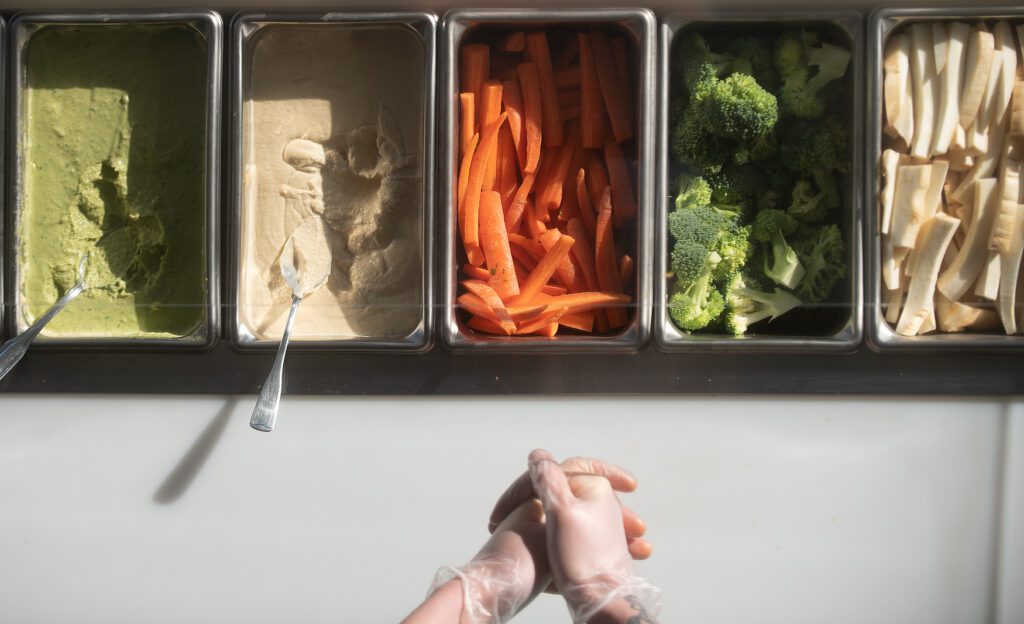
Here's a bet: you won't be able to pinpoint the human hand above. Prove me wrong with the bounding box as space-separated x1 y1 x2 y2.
528 449 661 623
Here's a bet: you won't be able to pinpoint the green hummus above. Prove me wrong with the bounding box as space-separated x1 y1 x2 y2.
20 25 208 338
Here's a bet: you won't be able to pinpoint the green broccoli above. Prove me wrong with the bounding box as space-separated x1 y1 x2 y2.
668 205 728 248
674 174 713 211
750 209 805 289
712 225 752 283
675 32 734 95
733 130 778 165
727 36 779 92
707 163 768 204
787 179 827 223
668 251 725 331
722 272 802 335
791 224 846 304
774 30 852 119
699 73 779 141
779 116 848 209
670 107 729 174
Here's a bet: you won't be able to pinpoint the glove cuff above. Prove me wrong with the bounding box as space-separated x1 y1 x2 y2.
429 555 526 624
563 572 662 624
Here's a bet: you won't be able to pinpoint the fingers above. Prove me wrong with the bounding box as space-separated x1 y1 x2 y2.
561 457 637 494
627 537 654 560
528 448 574 511
488 470 534 533
621 505 647 539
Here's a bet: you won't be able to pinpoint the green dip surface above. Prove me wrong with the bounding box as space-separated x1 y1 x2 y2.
20 24 209 339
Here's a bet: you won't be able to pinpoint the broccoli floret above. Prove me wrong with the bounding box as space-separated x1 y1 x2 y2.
712 225 752 283
699 73 779 142
787 179 827 223
674 174 713 211
733 130 778 165
675 32 734 95
668 251 725 331
707 163 767 204
670 107 729 174
780 117 848 209
722 272 802 335
774 30 852 119
750 209 805 289
791 224 846 304
671 240 710 285
727 36 779 92
668 206 728 248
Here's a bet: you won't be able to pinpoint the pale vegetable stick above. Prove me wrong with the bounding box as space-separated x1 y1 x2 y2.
885 285 905 325
941 236 960 270
880 149 902 235
951 124 967 151
966 30 1003 155
910 23 939 159
991 199 1019 253
936 293 1001 332
959 25 995 130
932 22 970 155
938 177 999 300
952 110 1007 203
992 21 1016 124
884 34 915 145
1012 80 1024 138
933 22 949 74
882 233 906 291
897 213 960 336
974 252 1001 299
924 159 950 218
891 164 933 248
1001 158 1021 201
997 202 1024 333
948 150 974 171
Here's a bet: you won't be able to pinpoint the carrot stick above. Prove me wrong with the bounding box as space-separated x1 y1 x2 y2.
517 306 568 335
458 293 499 322
554 36 579 68
458 133 480 209
508 232 546 261
460 93 476 156
588 30 633 144
512 258 530 285
539 229 577 289
559 310 595 333
558 134 587 222
535 123 580 216
524 199 547 239
619 254 634 288
467 315 507 335
462 112 508 266
510 245 539 272
497 125 519 204
510 234 575 305
535 189 552 224
460 44 490 129
574 168 597 241
505 172 535 232
508 303 549 323
463 280 516 335
542 284 568 296
594 187 627 328
531 291 631 315
516 62 544 174
566 217 600 291
578 34 606 149
586 153 611 209
479 191 520 299
525 31 564 147
501 79 527 171
463 264 491 281
500 31 525 53
564 105 582 121
557 88 581 109
554 65 581 90
602 136 637 227
479 81 504 192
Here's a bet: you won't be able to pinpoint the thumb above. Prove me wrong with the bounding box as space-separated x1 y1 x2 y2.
528 449 574 512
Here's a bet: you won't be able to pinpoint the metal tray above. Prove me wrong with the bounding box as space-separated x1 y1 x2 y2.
0 16 5 343
228 12 436 352
655 12 864 353
439 8 656 353
4 10 222 349
867 7 1024 352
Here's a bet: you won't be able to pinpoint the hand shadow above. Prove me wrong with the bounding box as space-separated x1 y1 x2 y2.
152 397 237 505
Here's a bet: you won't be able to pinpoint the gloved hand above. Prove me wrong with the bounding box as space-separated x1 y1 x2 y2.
489 455 652 561
528 449 661 623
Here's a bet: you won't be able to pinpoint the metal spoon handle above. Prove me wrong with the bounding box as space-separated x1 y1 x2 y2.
0 284 85 382
250 295 302 432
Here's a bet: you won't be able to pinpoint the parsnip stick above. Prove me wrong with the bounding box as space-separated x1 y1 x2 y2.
891 164 933 248
884 34 915 145
910 23 939 159
938 178 999 300
897 213 960 336
959 24 995 130
933 22 970 155
880 149 901 235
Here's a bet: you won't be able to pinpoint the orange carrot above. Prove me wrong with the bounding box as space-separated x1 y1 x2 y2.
463 280 516 335
508 233 545 262
512 258 530 285
462 112 508 266
602 136 637 227
463 264 491 281
554 65 581 90
619 254 634 288
458 133 480 209
564 105 582 121
611 37 632 118
594 187 627 328
525 32 563 147
508 304 549 323
532 148 559 223
578 34 606 149
501 79 527 171
542 284 568 296
566 218 599 291
510 234 575 304
559 310 595 333
479 81 504 192
588 30 633 144
467 315 507 335
500 31 525 53
460 93 476 155
534 189 552 224
504 172 535 231
574 168 597 241
517 307 568 335
558 140 587 222
497 125 519 204
524 199 547 239
554 36 579 68
535 123 580 216
539 227 577 289
461 44 490 128
531 291 631 315
586 153 611 209
516 62 543 174
479 191 519 299
510 245 539 273
557 88 581 109
458 293 499 322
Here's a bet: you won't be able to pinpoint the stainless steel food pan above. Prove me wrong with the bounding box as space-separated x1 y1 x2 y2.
229 12 436 352
867 7 1024 351
655 12 864 353
440 8 655 353
5 10 222 349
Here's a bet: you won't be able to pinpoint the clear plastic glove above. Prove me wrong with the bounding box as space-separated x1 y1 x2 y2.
428 500 549 624
528 449 662 623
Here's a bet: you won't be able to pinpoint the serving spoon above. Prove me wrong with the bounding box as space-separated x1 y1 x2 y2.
0 254 89 382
